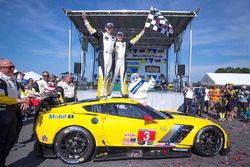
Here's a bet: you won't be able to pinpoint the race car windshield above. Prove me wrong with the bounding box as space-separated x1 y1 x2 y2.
143 105 173 119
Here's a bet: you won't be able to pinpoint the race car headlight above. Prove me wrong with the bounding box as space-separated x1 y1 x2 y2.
170 125 193 143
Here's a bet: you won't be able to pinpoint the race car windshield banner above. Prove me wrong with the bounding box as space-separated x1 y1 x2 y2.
145 6 173 36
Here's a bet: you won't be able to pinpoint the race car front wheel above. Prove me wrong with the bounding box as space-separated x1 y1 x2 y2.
193 126 224 157
54 126 95 164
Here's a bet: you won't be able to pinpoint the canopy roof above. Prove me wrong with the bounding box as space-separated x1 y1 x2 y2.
24 71 42 81
200 73 250 86
64 9 198 49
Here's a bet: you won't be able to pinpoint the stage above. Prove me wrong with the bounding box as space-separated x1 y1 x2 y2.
77 89 184 110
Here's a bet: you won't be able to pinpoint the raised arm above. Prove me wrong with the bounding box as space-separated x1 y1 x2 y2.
82 12 97 35
129 28 145 45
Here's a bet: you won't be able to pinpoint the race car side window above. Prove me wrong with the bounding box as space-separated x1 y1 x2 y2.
114 104 147 119
106 103 167 120
83 104 107 114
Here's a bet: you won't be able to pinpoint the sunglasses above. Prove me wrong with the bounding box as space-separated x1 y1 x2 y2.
1 65 15 70
43 74 49 77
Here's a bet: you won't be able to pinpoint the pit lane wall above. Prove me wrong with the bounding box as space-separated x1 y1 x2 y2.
77 90 183 110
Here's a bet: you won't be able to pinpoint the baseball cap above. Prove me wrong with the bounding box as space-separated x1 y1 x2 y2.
13 68 25 75
116 31 124 37
105 22 114 28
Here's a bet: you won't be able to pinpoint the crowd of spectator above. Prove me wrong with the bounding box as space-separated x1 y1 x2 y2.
0 58 79 166
183 83 250 122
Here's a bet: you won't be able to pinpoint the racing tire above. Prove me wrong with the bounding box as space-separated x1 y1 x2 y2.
54 126 95 164
193 126 224 157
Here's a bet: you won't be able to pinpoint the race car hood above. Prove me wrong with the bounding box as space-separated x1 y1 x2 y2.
161 109 221 129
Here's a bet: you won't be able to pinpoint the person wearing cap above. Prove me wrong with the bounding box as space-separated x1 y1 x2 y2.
0 58 29 167
12 69 29 149
82 12 116 98
108 29 145 97
128 73 155 105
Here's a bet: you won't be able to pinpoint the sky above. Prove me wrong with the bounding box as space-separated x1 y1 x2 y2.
0 0 249 82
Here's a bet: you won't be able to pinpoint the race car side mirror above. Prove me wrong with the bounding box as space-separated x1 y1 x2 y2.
144 114 157 124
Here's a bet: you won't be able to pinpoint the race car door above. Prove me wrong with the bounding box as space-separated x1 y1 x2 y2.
102 103 163 147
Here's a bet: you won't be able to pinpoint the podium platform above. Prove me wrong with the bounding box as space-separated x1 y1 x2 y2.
77 89 183 110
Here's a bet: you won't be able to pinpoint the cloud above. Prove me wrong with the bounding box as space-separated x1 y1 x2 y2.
190 1 250 59
0 0 69 57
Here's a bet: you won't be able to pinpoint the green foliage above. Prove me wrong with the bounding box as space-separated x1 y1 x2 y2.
215 67 250 73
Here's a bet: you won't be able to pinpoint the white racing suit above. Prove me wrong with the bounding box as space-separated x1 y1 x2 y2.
84 20 116 98
128 74 156 105
109 33 143 97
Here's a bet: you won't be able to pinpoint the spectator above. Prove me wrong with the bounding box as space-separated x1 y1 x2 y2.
25 78 39 97
158 73 168 91
224 83 236 121
59 75 77 102
194 84 205 117
13 69 29 149
208 84 220 117
36 71 49 94
57 76 65 87
218 88 227 121
183 84 194 115
242 103 250 121
237 85 249 119
0 58 29 167
203 85 210 113
15 69 27 87
48 74 57 87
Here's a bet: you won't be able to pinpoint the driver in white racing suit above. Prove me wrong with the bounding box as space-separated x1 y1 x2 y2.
108 29 145 97
128 73 156 105
82 12 116 98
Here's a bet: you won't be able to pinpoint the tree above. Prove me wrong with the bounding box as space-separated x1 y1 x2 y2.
215 67 250 73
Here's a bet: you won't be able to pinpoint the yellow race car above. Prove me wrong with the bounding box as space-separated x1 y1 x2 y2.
34 98 230 164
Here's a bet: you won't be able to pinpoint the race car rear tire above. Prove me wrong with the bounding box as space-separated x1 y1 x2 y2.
193 126 224 157
54 126 95 164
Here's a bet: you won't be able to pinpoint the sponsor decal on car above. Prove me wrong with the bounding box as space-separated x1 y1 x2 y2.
155 142 176 147
122 133 136 145
160 126 168 131
137 129 156 146
172 148 189 152
42 135 48 142
48 114 74 119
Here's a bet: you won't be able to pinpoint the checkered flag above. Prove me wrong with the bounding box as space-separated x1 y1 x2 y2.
145 6 173 36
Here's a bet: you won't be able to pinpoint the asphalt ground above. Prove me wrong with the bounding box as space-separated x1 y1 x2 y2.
6 115 250 167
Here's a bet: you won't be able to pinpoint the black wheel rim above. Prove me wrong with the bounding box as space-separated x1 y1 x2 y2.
60 132 89 160
199 129 223 154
